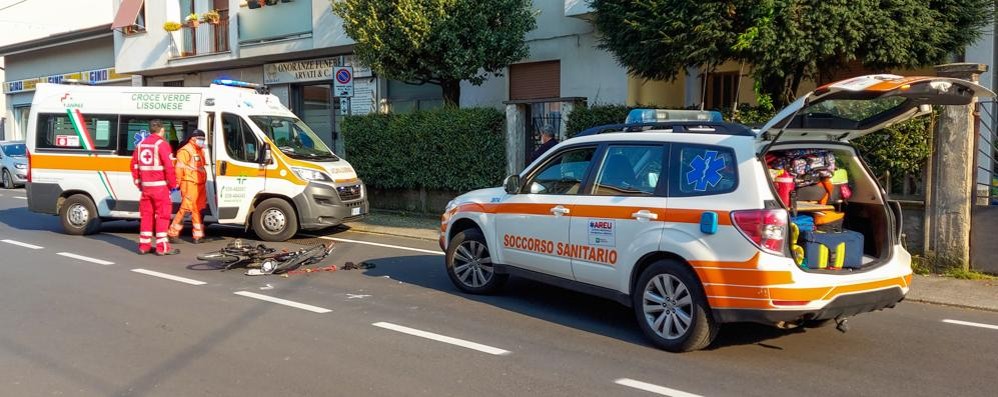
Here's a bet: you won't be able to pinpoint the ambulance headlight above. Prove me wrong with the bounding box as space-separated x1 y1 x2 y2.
292 167 332 182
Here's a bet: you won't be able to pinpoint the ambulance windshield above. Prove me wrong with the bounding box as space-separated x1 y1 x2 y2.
250 116 339 161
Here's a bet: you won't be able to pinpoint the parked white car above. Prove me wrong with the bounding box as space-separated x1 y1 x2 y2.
0 141 28 189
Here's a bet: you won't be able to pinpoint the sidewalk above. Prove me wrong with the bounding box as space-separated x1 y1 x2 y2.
344 212 998 312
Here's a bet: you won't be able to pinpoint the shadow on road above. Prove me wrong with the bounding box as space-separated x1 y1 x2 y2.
360 253 805 351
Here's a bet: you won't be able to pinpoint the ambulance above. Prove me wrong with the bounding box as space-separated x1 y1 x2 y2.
24 81 368 242
440 75 993 352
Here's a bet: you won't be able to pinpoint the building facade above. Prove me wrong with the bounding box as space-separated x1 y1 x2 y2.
0 24 133 142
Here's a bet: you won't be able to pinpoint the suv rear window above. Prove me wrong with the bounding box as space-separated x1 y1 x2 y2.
670 144 737 196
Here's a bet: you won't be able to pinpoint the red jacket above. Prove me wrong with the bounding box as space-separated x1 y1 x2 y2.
130 134 177 190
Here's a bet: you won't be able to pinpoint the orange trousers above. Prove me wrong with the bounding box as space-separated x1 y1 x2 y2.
169 180 207 240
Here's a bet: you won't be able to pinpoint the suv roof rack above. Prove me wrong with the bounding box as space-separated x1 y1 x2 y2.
574 121 754 137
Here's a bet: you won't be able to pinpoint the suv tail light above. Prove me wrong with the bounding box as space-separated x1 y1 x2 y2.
731 209 788 255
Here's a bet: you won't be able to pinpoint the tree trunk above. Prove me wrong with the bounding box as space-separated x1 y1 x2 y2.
441 79 461 107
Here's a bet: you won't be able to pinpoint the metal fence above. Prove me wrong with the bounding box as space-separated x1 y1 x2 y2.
525 101 563 160
975 100 998 206
175 17 231 58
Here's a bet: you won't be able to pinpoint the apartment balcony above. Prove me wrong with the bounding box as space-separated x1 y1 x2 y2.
171 18 231 58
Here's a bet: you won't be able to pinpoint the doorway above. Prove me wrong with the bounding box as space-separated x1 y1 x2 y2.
290 83 343 155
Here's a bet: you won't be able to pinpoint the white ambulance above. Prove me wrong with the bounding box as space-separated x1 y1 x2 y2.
440 75 992 352
25 80 368 242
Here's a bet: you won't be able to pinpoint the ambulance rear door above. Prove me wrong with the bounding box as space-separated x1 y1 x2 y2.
214 112 268 225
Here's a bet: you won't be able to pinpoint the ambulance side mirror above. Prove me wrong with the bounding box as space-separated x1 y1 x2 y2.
258 145 273 165
504 175 521 194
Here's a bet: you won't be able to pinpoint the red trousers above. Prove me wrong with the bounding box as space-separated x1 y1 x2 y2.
139 186 173 254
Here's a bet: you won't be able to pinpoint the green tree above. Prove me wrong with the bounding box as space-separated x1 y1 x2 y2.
591 0 764 82
331 0 536 106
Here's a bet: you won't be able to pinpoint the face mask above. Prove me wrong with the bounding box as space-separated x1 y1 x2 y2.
195 139 205 148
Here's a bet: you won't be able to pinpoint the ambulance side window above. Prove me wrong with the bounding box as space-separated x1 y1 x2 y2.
222 113 259 163
117 117 196 156
35 113 118 151
592 145 665 196
522 146 597 195
670 144 738 196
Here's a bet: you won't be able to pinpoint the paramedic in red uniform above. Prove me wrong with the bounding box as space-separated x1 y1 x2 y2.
168 129 208 244
130 120 180 256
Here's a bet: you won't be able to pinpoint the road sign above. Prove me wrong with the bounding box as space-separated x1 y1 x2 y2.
334 66 354 97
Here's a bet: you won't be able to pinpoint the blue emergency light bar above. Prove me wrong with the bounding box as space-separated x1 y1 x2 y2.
625 109 724 124
212 79 270 93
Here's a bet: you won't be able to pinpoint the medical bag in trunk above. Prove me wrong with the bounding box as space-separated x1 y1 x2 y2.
801 229 864 269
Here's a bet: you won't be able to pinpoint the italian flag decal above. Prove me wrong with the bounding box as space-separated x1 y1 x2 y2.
66 108 97 151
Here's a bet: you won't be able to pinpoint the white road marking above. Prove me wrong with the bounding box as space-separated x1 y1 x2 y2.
131 269 207 285
14 196 27 199
372 322 510 355
2 239 43 249
233 291 332 313
312 235 444 256
57 252 114 266
943 319 998 331
346 294 371 299
614 378 703 397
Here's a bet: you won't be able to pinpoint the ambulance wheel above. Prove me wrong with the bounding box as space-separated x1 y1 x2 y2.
253 198 298 242
445 229 507 294
60 194 101 236
633 260 717 352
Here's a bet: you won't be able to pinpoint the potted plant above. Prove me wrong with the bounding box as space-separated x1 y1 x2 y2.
163 21 182 32
185 13 200 27
201 9 221 24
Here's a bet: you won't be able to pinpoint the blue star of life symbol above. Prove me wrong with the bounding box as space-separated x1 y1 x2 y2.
685 150 725 191
133 129 149 147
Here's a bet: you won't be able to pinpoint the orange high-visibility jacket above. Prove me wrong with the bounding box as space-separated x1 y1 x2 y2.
175 142 207 185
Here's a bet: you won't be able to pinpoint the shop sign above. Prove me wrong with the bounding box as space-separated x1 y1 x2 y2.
83 67 131 84
4 78 39 94
263 58 338 84
3 67 130 94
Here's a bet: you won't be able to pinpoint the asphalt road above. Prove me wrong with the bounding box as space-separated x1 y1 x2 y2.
1 188 997 397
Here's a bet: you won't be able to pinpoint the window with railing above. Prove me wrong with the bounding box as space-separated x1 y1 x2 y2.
173 9 230 57
122 4 146 36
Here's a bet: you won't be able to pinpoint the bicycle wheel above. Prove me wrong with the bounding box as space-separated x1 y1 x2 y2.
196 252 241 265
272 245 328 274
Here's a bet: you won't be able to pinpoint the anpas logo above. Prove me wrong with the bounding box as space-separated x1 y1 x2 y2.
60 93 84 109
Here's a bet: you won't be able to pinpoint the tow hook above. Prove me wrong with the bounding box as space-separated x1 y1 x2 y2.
835 317 850 333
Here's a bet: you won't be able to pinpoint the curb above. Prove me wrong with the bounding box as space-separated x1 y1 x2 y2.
905 298 998 313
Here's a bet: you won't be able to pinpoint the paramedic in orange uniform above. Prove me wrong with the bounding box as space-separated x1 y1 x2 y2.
131 120 180 255
168 129 208 244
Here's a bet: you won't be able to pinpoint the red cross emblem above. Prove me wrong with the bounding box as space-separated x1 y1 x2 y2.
139 148 154 165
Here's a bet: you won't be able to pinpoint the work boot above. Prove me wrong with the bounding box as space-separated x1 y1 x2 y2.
138 249 151 255
156 248 181 256
192 239 203 245
169 236 181 244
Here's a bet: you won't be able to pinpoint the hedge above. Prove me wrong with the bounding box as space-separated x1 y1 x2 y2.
564 103 932 181
342 107 507 192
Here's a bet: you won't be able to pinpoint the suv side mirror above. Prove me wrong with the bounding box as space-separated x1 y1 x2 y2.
504 175 521 194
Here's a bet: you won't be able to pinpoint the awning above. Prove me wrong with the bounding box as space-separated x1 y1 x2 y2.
111 0 145 29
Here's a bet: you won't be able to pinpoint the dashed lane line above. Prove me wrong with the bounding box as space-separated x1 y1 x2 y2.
57 252 114 266
233 291 332 314
614 378 703 397
372 321 510 356
2 239 43 249
943 319 998 331
131 269 207 286
314 236 444 256
14 196 27 199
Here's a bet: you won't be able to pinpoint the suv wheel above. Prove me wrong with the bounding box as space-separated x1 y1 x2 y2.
252 198 298 242
633 259 718 352
60 194 102 235
445 229 508 294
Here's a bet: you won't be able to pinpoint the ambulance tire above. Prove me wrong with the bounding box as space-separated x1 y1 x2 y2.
60 194 102 236
445 229 508 294
252 198 298 242
633 260 718 352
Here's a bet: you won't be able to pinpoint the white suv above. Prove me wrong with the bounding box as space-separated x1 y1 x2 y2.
440 75 991 352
